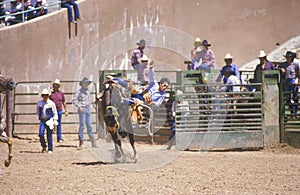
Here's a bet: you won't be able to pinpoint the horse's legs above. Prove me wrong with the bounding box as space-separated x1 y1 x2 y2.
110 131 124 158
5 137 12 167
129 133 137 161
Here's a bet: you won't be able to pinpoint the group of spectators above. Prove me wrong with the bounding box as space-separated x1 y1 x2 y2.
37 78 97 153
0 0 80 26
190 37 299 117
0 0 48 25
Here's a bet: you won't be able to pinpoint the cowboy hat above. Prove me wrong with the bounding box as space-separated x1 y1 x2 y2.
80 77 92 86
202 40 211 47
141 55 149 62
41 88 50 96
136 39 146 47
258 50 267 58
194 37 201 43
52 79 61 86
284 51 295 58
224 53 234 59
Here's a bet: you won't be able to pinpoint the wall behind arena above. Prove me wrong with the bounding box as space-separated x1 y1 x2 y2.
1 0 300 83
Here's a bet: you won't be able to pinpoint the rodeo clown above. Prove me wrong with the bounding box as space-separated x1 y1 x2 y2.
36 88 58 154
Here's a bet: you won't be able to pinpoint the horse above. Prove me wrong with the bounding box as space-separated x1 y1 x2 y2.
98 81 137 163
0 74 15 167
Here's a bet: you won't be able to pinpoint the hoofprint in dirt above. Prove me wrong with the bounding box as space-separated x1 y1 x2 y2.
0 134 300 194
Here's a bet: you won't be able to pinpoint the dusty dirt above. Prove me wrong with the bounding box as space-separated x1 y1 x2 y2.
0 132 300 194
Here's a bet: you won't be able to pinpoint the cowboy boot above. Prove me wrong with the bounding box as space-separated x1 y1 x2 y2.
91 137 98 148
78 140 84 148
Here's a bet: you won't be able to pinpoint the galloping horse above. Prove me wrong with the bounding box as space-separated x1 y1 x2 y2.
0 74 15 167
99 81 137 163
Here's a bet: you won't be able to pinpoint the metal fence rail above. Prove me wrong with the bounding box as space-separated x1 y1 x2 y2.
12 80 98 134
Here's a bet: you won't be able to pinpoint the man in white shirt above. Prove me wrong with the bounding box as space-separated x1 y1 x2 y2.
221 70 241 92
36 88 58 153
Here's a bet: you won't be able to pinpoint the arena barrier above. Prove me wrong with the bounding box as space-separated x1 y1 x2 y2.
279 73 300 148
12 80 98 135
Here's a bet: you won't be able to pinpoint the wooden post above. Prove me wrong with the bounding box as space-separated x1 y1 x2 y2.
262 70 280 147
6 90 13 138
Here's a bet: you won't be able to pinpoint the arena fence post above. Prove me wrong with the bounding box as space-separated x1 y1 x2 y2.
261 70 280 147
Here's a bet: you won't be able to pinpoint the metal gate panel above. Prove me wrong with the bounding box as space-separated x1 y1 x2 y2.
13 80 98 134
175 83 263 150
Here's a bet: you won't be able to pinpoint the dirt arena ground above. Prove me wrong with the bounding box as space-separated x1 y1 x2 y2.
0 133 300 195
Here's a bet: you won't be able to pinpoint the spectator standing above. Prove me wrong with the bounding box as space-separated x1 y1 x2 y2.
131 39 146 82
252 50 275 83
193 39 216 71
50 79 68 143
72 77 97 148
36 89 58 154
61 0 81 23
216 53 240 84
278 51 299 117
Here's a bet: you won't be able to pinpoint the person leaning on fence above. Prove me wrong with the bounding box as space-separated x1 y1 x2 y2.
249 50 275 91
49 79 68 143
216 53 240 84
72 77 97 148
221 69 241 92
131 39 147 82
36 88 58 154
278 51 299 117
61 0 81 23
192 39 216 71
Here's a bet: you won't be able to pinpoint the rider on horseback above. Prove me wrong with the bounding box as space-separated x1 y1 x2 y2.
106 64 170 107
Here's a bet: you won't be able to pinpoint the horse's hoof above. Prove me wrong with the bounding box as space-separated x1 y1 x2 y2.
4 160 10 167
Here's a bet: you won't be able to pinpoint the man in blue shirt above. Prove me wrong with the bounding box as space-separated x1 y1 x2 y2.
279 51 299 116
107 65 170 107
216 53 240 83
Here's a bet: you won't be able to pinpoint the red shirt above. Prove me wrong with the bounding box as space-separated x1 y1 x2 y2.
50 90 65 111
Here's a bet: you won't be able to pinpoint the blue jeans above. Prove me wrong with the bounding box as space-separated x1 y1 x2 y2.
196 63 211 72
132 64 145 81
61 2 80 22
57 110 63 141
78 107 94 141
39 121 53 151
284 78 299 115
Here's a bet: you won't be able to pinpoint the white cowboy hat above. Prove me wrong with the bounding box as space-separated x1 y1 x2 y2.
258 50 267 58
41 88 50 96
141 55 149 61
53 79 60 86
224 53 234 59
194 37 201 43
